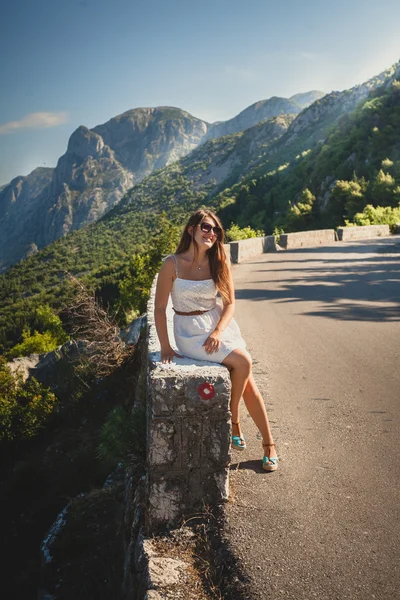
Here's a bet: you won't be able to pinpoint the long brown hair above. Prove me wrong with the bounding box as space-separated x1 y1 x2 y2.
175 209 231 303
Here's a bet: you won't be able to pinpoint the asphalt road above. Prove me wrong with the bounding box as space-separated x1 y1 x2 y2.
226 236 400 600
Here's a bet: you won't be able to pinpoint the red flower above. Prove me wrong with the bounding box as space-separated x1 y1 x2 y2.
198 382 215 400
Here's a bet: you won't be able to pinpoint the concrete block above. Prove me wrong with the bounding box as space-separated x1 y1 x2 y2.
181 417 202 469
280 229 336 249
264 235 279 251
147 474 186 529
185 374 231 415
200 417 231 468
230 235 280 263
148 375 186 417
337 224 390 241
223 242 232 262
148 419 181 470
149 370 230 417
186 467 230 504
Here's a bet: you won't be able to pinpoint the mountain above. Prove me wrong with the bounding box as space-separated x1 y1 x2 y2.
224 60 400 187
0 107 211 272
0 95 322 272
206 92 324 140
289 91 325 108
217 61 400 231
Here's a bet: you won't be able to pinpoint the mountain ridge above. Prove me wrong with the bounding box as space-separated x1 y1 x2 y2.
0 93 322 271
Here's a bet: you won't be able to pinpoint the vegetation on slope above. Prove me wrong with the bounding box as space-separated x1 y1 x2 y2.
0 117 290 352
218 80 400 233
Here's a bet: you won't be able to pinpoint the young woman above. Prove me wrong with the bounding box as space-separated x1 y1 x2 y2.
154 209 278 472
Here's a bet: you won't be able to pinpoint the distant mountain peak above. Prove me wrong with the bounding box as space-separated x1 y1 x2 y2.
206 91 325 140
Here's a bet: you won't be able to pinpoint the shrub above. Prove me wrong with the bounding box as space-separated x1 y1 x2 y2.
97 405 146 467
272 226 285 244
283 188 317 231
225 223 265 242
0 359 57 443
117 213 181 319
371 169 396 206
8 305 69 359
8 329 61 359
345 204 400 232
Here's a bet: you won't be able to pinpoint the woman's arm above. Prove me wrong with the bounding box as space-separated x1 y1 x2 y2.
203 266 236 354
154 257 183 363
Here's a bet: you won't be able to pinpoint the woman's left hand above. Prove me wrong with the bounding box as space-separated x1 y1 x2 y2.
202 329 222 354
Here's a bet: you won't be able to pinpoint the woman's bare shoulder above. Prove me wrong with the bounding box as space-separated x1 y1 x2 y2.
160 255 176 276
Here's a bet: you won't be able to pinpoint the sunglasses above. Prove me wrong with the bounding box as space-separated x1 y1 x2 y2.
199 222 222 236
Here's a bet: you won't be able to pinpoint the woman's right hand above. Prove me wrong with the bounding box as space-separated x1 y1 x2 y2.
160 344 183 364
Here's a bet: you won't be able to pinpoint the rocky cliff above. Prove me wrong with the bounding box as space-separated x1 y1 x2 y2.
0 168 54 266
93 106 208 179
0 108 209 271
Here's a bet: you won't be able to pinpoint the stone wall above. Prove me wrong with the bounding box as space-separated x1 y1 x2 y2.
145 283 232 532
337 224 390 241
223 224 395 264
229 235 278 263
279 229 336 249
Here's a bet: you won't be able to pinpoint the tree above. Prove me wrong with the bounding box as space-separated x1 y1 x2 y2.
8 305 69 358
283 188 316 231
371 169 396 206
328 179 367 222
118 213 181 319
0 358 57 443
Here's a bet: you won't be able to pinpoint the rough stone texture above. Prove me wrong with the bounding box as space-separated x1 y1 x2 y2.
223 242 231 262
146 282 231 531
337 224 390 241
280 229 336 249
230 235 279 263
121 315 147 346
134 527 213 599
147 556 188 587
7 354 41 382
7 340 88 393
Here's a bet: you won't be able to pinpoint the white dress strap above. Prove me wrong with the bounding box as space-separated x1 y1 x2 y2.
170 254 178 277
163 253 178 277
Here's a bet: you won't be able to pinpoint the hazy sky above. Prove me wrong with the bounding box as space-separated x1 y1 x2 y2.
1 0 400 185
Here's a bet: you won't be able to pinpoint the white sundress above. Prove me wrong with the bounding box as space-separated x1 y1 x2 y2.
168 254 246 364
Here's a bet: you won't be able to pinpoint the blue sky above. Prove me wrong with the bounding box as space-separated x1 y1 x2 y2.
1 0 400 186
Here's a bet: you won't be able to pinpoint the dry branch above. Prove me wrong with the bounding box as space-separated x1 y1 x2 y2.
64 275 133 378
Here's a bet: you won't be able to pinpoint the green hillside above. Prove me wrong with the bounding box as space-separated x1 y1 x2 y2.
219 80 400 232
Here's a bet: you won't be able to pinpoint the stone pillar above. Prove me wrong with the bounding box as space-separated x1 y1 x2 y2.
145 282 231 532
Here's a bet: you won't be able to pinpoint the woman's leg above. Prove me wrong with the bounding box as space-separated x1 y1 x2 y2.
242 373 277 459
222 350 277 460
222 349 252 441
